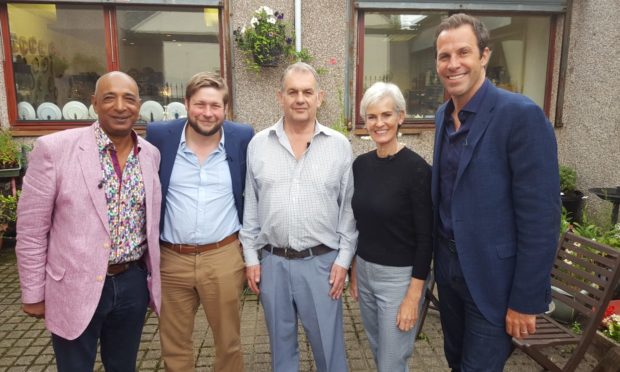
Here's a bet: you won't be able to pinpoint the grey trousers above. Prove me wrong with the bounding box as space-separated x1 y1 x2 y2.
356 256 427 372
260 249 347 372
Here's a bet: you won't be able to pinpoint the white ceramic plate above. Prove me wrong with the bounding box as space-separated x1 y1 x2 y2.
166 101 187 119
139 100 165 122
17 101 36 120
37 102 62 120
62 101 89 120
88 104 98 119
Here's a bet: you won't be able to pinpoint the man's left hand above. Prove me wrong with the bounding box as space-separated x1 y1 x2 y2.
329 264 347 300
506 308 537 339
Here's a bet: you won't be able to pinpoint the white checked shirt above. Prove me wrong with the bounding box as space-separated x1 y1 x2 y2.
240 118 358 268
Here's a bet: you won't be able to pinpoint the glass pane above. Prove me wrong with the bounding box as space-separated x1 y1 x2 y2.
362 12 551 122
364 12 447 121
482 15 550 107
8 3 106 122
116 6 221 123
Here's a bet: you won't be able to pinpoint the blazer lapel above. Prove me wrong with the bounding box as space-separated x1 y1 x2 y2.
138 138 154 237
78 125 110 235
432 105 447 205
454 84 498 189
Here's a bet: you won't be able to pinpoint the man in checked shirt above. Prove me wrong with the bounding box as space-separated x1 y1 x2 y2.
16 71 162 372
240 62 358 372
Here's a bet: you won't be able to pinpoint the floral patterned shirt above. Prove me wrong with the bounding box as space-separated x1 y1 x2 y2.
94 123 147 264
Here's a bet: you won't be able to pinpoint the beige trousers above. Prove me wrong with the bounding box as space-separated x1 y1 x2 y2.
159 240 245 372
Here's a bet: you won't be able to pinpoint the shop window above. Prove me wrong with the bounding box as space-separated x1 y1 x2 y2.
1 3 222 127
356 11 553 128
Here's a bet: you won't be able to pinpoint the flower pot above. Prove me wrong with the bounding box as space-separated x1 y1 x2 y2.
562 190 585 224
549 286 576 324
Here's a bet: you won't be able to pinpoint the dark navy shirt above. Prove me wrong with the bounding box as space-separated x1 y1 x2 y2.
438 79 490 240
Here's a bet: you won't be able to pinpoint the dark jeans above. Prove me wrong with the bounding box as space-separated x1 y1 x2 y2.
434 239 512 372
52 263 149 372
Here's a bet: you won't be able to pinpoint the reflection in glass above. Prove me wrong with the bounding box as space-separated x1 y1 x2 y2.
363 12 550 121
116 7 221 123
8 3 106 121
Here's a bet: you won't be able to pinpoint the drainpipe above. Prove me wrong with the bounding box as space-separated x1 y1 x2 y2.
295 0 302 52
554 0 573 128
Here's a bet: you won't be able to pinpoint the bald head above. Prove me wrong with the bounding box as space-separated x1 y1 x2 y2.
91 71 141 139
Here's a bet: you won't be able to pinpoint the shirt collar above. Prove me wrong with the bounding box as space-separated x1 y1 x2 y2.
271 117 331 140
446 78 490 117
94 121 140 153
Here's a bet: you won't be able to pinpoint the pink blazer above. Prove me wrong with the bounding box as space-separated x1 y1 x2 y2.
16 124 162 340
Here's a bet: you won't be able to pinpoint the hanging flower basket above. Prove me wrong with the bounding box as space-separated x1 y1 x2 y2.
234 6 313 72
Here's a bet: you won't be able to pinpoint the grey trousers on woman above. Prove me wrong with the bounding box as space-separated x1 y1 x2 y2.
355 256 428 372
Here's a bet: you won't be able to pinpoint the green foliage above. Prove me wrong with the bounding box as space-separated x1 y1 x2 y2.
0 130 21 169
330 89 350 137
559 165 577 193
560 207 571 235
570 321 582 335
233 6 314 72
571 210 620 250
0 192 19 233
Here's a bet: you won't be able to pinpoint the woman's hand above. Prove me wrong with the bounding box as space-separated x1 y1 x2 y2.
396 278 425 331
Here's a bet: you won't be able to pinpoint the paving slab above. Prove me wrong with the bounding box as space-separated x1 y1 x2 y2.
0 247 599 371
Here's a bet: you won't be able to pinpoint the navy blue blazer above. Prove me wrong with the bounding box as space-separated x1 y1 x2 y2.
146 118 254 231
431 81 561 326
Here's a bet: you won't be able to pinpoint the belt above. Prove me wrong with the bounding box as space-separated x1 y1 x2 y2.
262 244 334 260
438 235 458 254
160 232 238 255
107 260 143 276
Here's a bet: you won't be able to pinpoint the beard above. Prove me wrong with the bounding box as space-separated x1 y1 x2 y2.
187 117 223 137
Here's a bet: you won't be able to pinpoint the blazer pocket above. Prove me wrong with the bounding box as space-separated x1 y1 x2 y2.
45 263 66 281
495 243 517 259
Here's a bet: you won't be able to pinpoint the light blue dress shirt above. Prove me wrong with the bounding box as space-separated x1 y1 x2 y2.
161 124 241 244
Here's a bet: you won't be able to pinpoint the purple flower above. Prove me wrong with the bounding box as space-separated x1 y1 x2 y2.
277 13 284 20
286 37 292 45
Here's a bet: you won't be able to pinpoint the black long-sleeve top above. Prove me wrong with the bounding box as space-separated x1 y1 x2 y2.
351 147 433 279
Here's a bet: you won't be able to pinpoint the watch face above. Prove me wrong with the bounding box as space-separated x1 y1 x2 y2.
28 37 37 55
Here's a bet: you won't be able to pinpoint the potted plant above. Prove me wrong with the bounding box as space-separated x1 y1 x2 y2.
560 165 585 224
0 129 22 178
233 6 312 72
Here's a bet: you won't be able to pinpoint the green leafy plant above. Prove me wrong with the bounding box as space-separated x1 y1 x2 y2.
570 321 582 335
0 192 19 234
233 6 312 72
559 165 577 194
330 89 350 137
0 130 21 169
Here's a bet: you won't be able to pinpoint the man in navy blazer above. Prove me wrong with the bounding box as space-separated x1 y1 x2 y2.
146 72 253 371
431 14 560 371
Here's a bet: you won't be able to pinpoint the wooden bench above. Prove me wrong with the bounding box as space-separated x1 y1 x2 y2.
512 231 620 371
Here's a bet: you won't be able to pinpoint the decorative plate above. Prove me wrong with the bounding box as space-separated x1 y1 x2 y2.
89 104 98 119
19 36 28 56
139 100 165 122
166 101 187 119
37 102 62 120
17 101 36 120
62 101 89 120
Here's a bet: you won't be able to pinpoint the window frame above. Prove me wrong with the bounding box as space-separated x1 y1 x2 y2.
354 7 559 133
0 2 225 132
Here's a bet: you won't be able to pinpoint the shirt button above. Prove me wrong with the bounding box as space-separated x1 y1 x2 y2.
96 275 104 282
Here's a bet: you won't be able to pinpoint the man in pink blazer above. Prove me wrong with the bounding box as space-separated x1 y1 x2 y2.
16 71 162 372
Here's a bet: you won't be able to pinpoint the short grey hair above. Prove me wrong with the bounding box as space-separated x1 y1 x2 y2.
280 62 321 91
359 82 406 119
